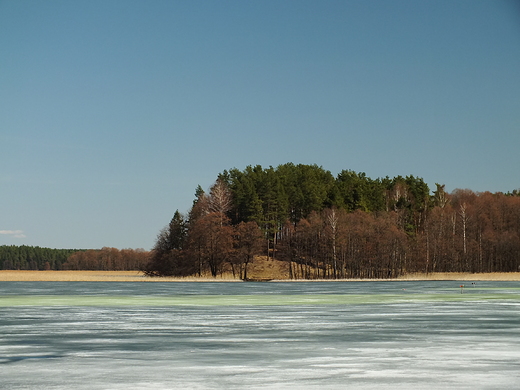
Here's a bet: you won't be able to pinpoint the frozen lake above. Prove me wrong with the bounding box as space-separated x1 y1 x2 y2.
1 281 519 389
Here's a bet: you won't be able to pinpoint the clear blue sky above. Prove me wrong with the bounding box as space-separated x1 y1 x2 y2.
1 0 519 250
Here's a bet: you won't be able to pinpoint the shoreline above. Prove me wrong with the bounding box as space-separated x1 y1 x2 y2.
1 270 520 282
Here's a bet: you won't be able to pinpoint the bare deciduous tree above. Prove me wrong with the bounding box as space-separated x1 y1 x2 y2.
208 178 233 217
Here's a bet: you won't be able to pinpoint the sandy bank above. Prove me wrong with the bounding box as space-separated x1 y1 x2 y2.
1 270 519 282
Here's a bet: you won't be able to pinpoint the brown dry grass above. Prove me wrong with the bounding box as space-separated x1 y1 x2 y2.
0 270 148 282
1 268 519 282
0 270 240 282
397 272 520 281
246 257 289 280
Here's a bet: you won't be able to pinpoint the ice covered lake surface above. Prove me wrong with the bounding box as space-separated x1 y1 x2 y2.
1 281 519 390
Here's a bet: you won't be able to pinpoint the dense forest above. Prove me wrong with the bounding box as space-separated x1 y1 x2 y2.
63 247 149 270
0 246 149 271
0 246 81 270
145 163 520 279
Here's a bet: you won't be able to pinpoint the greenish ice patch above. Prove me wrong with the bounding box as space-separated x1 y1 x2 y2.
1 293 520 307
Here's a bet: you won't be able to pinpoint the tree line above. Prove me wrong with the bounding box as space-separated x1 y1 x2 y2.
0 245 82 270
0 245 149 271
145 163 520 278
2 164 517 276
62 247 149 270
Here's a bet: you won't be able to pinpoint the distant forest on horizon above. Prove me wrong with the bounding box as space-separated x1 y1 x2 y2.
2 163 519 277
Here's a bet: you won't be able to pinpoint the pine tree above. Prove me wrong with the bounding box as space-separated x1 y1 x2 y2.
144 210 188 276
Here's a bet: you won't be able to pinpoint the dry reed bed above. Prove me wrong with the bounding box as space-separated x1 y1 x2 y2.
1 270 520 282
0 270 235 282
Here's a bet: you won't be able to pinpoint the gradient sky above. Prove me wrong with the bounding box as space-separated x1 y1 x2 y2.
1 0 519 250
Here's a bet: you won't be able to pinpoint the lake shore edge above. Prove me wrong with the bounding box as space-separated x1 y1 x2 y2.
1 270 520 282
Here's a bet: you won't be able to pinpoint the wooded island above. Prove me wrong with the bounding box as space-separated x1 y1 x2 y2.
144 164 520 279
